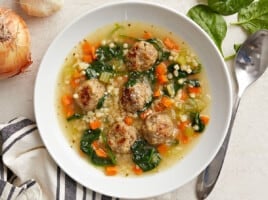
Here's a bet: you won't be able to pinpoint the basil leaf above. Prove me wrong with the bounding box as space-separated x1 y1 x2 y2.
208 0 254 15
235 0 268 34
187 5 227 54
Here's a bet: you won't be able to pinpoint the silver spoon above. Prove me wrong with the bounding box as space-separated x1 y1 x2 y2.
196 29 268 199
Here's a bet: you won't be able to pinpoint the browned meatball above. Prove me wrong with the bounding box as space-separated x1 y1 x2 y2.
126 41 158 71
121 81 152 113
74 79 105 111
143 113 175 145
107 122 137 153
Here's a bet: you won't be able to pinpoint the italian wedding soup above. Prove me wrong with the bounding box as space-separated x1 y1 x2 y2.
56 22 210 176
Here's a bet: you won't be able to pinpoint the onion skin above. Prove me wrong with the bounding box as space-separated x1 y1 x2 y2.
0 7 32 79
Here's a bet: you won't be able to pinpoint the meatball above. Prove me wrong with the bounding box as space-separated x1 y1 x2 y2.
121 81 152 113
74 79 105 111
107 122 137 153
126 41 158 71
143 113 175 145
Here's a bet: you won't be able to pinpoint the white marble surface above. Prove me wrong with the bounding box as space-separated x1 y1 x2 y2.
1 0 268 199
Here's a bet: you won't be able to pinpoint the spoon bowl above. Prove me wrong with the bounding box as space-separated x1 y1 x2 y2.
235 30 268 93
196 29 268 199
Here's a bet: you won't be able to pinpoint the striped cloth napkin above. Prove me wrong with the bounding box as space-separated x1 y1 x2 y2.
0 117 118 200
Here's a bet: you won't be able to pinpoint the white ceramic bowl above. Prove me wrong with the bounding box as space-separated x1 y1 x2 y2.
34 1 232 199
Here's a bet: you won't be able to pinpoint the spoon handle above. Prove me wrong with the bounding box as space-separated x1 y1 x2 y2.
196 95 241 199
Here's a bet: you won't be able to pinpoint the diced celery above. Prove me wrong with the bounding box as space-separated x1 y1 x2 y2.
177 55 186 65
166 84 175 97
99 72 113 83
184 126 195 137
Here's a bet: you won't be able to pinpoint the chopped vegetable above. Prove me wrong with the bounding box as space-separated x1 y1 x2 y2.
163 37 178 50
80 129 114 166
124 116 134 125
200 115 210 125
105 166 118 176
157 143 169 155
143 31 152 39
96 95 107 109
191 113 206 133
89 120 102 130
132 165 143 175
160 96 173 108
131 139 161 172
61 94 73 106
99 72 113 83
67 113 83 121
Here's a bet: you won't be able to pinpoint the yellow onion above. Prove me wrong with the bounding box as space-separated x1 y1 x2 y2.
0 7 32 79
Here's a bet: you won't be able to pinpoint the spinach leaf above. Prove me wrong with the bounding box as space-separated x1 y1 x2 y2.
91 151 114 166
96 94 107 109
125 71 142 88
80 129 101 155
85 61 114 80
67 113 83 121
131 139 161 172
191 113 205 133
101 131 116 165
96 44 124 62
80 129 114 166
186 79 201 87
146 38 170 62
208 0 254 15
187 5 227 54
234 0 268 34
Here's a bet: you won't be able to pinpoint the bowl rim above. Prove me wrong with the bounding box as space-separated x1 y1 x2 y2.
34 1 233 199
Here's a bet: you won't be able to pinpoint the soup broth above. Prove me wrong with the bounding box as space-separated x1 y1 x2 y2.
56 22 210 176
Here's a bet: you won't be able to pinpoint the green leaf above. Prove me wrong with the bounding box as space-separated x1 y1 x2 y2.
191 112 205 133
67 113 83 121
208 0 254 15
187 5 227 54
80 129 114 166
235 0 268 34
131 139 161 172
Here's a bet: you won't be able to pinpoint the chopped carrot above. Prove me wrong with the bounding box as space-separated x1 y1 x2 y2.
91 141 108 158
105 166 117 176
178 120 190 132
178 132 189 144
155 62 167 75
143 31 152 39
91 140 99 149
180 89 188 101
89 120 101 130
61 94 73 106
91 46 96 59
200 115 210 125
64 106 74 118
133 165 143 175
82 41 91 54
70 78 79 89
140 109 153 120
82 54 93 63
157 74 168 84
157 143 168 155
161 96 173 108
153 87 162 98
163 37 179 50
124 116 134 125
154 103 165 112
95 148 108 158
188 86 201 94
72 69 82 79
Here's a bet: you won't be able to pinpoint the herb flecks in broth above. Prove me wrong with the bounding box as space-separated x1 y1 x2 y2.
57 22 210 176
